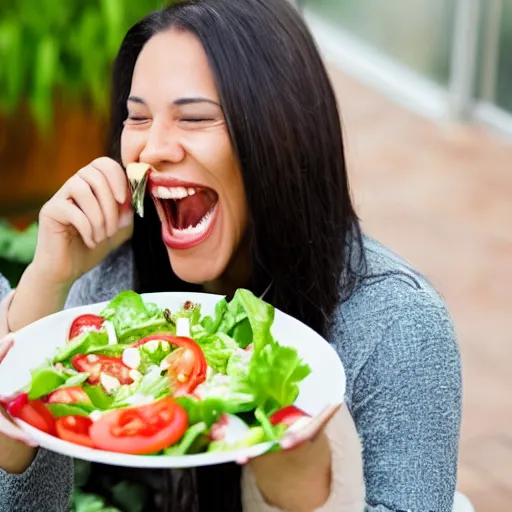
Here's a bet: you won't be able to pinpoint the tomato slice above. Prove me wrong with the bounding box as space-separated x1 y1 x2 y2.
133 334 207 397
68 314 105 341
47 386 92 405
1 392 29 417
71 354 133 386
89 397 188 454
55 416 94 448
270 406 310 427
5 394 56 435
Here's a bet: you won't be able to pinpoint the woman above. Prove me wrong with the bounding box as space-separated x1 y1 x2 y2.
0 1 461 511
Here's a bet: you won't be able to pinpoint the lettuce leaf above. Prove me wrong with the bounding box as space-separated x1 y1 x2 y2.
100 291 174 343
27 367 66 399
174 396 226 426
247 341 311 414
192 373 255 414
195 332 239 374
46 403 95 417
53 331 109 363
163 422 208 456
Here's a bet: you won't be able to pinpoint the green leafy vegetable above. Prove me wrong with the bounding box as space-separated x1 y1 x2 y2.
236 289 274 353
112 367 170 407
255 407 278 441
200 298 228 333
207 426 265 453
195 332 239 373
54 331 109 363
173 301 202 328
85 344 131 357
175 397 226 427
164 422 208 456
58 372 90 389
139 340 171 370
46 403 94 417
100 291 174 343
28 367 66 399
247 342 311 414
83 385 114 410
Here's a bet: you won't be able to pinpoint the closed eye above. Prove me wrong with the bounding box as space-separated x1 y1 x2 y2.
181 118 215 123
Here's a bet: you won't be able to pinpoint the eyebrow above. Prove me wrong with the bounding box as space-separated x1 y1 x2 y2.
127 96 221 107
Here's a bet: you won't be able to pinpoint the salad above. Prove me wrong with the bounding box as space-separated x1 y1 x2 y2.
2 289 313 456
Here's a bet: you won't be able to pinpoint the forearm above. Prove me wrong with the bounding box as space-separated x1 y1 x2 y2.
0 432 36 474
0 448 74 512
243 406 365 512
251 434 332 511
7 263 71 332
0 291 37 473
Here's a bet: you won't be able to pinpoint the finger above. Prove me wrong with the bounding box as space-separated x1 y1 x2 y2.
0 417 38 447
77 165 119 237
235 456 250 466
68 177 107 244
91 157 129 204
0 336 14 362
117 199 134 230
70 176 107 243
47 198 96 249
280 403 341 450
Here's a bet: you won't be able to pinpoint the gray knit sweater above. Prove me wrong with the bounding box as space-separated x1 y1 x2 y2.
0 235 461 511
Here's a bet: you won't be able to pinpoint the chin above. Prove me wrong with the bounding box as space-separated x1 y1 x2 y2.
166 248 230 286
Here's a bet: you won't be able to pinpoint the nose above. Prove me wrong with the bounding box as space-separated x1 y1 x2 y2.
139 120 186 167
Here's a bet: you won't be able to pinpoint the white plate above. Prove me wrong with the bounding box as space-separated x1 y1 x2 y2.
0 292 345 468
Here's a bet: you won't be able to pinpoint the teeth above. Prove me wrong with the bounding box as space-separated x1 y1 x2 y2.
153 186 196 199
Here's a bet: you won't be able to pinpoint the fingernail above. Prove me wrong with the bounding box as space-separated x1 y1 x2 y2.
280 436 295 450
0 337 13 351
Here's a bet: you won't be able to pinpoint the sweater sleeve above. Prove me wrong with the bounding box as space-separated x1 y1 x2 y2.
241 406 366 512
0 274 74 512
350 290 462 512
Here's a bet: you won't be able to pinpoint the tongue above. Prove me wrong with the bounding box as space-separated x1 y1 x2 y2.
174 190 215 230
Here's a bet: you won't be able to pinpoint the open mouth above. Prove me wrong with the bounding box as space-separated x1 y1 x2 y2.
150 183 219 249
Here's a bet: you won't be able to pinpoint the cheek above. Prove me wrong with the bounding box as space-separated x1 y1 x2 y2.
120 129 144 167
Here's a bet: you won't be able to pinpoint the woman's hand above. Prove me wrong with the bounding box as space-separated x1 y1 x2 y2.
240 404 341 511
0 336 37 447
7 157 134 333
0 335 39 474
32 157 134 287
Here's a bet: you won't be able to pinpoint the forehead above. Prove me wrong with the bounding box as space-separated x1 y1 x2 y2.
131 28 219 101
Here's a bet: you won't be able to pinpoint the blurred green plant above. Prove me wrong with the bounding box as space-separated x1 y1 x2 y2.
0 0 175 131
0 221 38 286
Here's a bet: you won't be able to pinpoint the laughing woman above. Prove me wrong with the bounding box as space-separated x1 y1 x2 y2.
0 1 461 511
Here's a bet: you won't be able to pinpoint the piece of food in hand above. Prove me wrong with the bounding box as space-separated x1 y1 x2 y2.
126 162 151 218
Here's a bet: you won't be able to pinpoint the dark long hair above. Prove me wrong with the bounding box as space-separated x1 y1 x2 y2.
106 0 364 510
